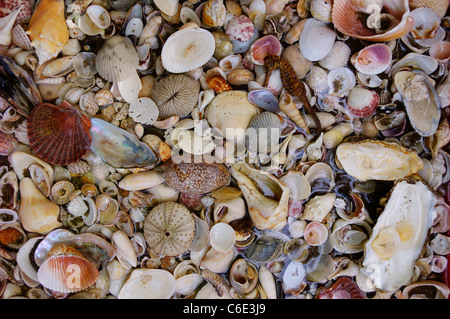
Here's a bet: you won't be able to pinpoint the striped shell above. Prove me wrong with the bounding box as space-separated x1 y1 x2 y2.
143 201 196 257
162 155 231 195
37 244 99 293
27 101 92 165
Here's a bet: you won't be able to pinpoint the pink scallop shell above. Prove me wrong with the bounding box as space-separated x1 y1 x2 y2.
353 43 392 75
225 14 255 42
248 35 282 65
346 86 380 118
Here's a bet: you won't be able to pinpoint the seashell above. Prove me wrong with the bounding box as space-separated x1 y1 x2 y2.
111 230 137 269
12 24 32 51
0 132 19 156
201 268 231 297
175 273 204 296
245 111 283 154
402 280 450 299
225 15 255 42
27 101 92 165
202 0 227 27
327 66 356 97
72 52 97 79
143 201 196 257
118 170 165 191
162 155 231 195
227 68 255 86
316 277 366 299
8 150 54 181
118 268 175 299
0 222 25 248
232 26 259 55
394 70 441 137
282 260 307 295
280 171 311 202
305 66 330 94
95 35 139 83
425 117 450 159
28 163 52 198
79 92 99 117
319 41 351 71
281 44 312 80
389 52 438 77
219 54 242 72
205 90 260 145
264 0 289 15
209 222 236 252
0 208 19 225
161 27 215 73
346 86 380 118
258 265 277 299
37 244 99 293
151 74 200 120
213 197 246 224
430 233 450 255
408 7 441 39
302 193 336 223
50 180 74 205
332 0 414 42
248 35 282 65
247 88 280 113
201 246 236 273
206 75 233 93
351 43 392 75
362 181 435 292
26 0 69 64
299 18 336 62
0 55 42 117
429 41 450 64
409 0 450 19
231 163 290 230
19 177 61 234
0 8 19 45
229 258 258 296
336 139 423 181
89 118 157 168
278 94 308 132
331 219 372 254
124 17 143 39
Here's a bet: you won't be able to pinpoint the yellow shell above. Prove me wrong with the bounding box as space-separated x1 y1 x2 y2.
26 0 69 64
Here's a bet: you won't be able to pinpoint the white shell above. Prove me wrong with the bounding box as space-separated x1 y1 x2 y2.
161 27 215 73
327 66 356 97
118 269 176 299
117 71 142 103
128 97 159 125
154 0 179 16
86 5 111 29
16 236 44 283
111 230 138 269
362 181 435 292
299 18 336 61
209 222 236 252
319 41 351 70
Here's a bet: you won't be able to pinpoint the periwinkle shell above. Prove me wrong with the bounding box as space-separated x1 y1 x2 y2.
89 118 157 168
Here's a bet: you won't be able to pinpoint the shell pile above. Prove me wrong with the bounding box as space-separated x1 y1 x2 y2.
0 0 450 300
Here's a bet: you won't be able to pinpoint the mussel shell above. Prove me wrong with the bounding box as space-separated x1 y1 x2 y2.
0 55 42 117
244 234 286 264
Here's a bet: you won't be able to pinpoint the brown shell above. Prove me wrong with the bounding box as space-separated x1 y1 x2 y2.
37 244 99 293
162 156 231 195
27 101 92 165
206 75 233 93
0 226 23 245
143 201 196 257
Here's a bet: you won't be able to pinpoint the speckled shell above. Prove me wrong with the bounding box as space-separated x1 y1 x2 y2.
27 101 92 165
162 156 231 195
0 0 33 25
225 15 255 42
143 201 196 256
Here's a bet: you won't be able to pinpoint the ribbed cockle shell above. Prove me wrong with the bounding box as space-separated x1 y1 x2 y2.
27 101 92 165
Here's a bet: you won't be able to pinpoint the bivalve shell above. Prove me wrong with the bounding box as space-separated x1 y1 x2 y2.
118 268 175 299
299 18 336 62
352 43 392 75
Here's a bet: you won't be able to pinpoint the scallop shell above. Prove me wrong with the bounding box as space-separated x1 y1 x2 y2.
151 74 200 120
332 0 414 42
299 18 336 62
162 155 231 195
409 0 450 19
37 244 99 293
409 7 441 39
12 24 32 51
161 27 215 73
95 35 139 82
319 41 351 70
26 0 69 64
248 35 282 65
27 101 92 165
346 86 380 118
143 201 196 257
352 43 392 75
245 111 283 154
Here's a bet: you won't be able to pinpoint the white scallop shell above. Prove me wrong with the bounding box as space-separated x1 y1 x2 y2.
319 41 351 70
161 27 215 73
299 18 336 62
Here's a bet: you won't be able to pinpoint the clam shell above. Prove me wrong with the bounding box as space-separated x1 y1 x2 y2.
209 222 236 252
327 66 356 97
247 88 280 113
143 201 195 257
299 18 336 62
37 244 99 293
27 101 92 165
245 111 283 154
248 35 282 65
245 234 286 264
118 269 175 299
95 35 139 82
161 27 215 73
151 74 200 120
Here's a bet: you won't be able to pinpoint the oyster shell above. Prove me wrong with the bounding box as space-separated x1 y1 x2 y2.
362 181 435 292
336 139 423 181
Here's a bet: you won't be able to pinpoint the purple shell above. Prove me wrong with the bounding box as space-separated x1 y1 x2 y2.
247 89 280 112
226 15 255 42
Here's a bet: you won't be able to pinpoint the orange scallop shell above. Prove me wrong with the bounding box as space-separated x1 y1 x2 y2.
0 226 23 245
37 244 99 293
206 75 233 93
332 0 414 42
27 101 92 165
